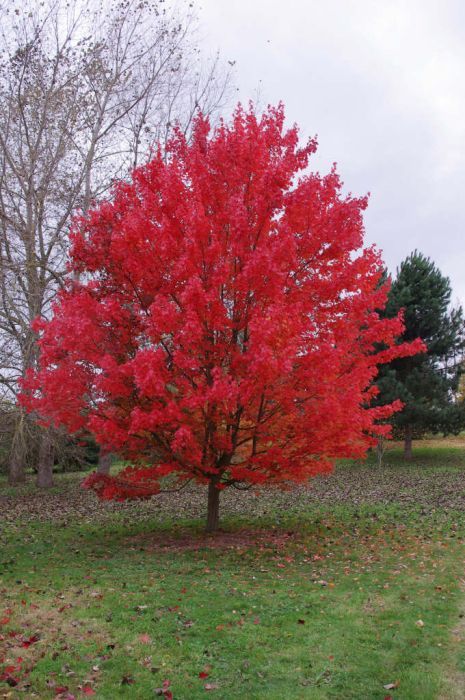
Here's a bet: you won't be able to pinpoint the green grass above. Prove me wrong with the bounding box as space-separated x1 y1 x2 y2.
1 509 465 697
362 445 465 470
2 441 465 698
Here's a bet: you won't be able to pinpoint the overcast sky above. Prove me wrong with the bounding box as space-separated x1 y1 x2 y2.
198 0 465 306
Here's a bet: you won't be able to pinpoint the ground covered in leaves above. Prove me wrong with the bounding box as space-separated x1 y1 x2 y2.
1 441 465 698
2 443 465 527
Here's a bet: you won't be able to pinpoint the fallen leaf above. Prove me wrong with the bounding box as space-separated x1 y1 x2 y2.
121 675 135 685
21 633 40 648
4 676 19 687
383 680 400 690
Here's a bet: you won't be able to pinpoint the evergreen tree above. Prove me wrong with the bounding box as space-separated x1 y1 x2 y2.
377 251 465 458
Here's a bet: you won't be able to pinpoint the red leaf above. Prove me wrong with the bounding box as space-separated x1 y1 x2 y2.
22 633 40 648
199 671 209 679
82 686 96 696
4 676 19 687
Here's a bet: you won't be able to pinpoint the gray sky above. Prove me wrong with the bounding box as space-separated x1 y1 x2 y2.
198 0 465 306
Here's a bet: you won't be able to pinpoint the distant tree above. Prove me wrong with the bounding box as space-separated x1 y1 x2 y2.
376 251 465 458
22 105 422 531
0 0 231 486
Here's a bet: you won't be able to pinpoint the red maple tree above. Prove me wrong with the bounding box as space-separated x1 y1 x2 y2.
21 104 423 530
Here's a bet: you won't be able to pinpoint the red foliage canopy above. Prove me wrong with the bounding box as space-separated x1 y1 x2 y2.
22 104 423 506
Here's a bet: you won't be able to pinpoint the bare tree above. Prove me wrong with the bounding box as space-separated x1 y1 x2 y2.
0 0 232 486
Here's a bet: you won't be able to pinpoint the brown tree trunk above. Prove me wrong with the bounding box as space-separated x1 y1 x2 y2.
376 437 385 467
8 431 26 485
206 479 220 533
404 426 413 460
8 410 27 485
97 450 112 475
36 430 54 488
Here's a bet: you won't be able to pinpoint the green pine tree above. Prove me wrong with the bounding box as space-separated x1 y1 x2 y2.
377 251 465 458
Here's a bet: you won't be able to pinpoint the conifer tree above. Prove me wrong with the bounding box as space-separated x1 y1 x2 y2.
377 251 465 458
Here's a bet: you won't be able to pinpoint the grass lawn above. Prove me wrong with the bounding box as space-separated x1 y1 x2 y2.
2 440 465 698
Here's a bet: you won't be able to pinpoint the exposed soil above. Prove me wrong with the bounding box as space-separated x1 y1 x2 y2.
123 528 297 552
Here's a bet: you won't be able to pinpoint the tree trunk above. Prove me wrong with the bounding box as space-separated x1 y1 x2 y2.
376 437 385 467
97 450 112 475
206 479 220 533
36 430 54 488
8 430 26 485
8 410 27 485
404 427 413 460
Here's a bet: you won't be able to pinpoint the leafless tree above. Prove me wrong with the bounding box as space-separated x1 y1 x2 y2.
0 0 232 486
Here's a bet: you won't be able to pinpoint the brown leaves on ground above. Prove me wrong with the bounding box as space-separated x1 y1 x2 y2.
3 461 465 528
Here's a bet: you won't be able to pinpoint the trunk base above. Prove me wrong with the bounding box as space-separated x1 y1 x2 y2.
404 430 413 460
36 431 54 488
8 469 26 486
8 418 27 485
376 437 385 467
206 480 220 532
97 451 112 475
